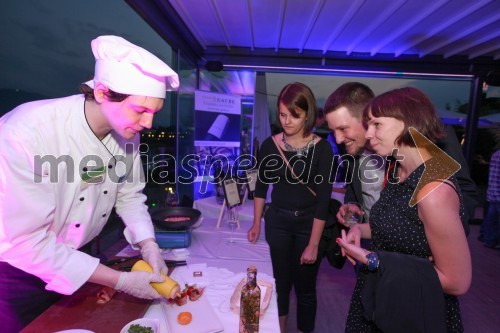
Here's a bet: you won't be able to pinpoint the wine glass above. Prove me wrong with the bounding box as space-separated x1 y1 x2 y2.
165 187 180 207
226 207 239 244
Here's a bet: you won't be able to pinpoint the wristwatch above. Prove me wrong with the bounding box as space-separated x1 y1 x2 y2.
365 252 379 271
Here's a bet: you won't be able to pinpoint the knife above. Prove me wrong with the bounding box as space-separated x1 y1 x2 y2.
120 261 186 272
105 257 187 268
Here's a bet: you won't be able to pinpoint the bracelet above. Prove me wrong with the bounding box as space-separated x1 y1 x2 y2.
365 252 379 271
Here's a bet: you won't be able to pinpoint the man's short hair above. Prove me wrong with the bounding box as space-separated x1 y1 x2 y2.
323 82 374 119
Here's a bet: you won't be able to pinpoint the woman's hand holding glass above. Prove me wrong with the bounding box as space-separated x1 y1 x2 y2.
344 202 363 227
337 202 364 227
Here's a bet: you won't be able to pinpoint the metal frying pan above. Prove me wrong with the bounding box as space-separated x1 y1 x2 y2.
150 207 201 231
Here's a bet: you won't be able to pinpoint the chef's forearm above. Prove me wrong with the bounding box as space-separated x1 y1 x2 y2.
88 263 121 288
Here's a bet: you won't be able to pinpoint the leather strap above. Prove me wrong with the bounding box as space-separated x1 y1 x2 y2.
272 135 317 197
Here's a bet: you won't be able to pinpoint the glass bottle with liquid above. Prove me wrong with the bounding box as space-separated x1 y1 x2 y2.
239 265 261 333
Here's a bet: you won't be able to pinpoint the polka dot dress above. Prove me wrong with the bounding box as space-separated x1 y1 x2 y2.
345 161 465 333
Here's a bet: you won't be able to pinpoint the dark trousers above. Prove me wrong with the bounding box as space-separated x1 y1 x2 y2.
0 262 62 333
483 201 500 246
265 205 321 333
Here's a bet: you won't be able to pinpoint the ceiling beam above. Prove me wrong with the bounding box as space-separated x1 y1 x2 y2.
370 0 450 56
298 0 326 53
419 12 500 57
170 0 207 48
347 0 406 55
445 30 500 58
246 0 255 52
469 40 500 60
209 0 231 50
275 0 287 52
125 0 203 64
395 0 493 57
321 0 364 54
203 46 498 76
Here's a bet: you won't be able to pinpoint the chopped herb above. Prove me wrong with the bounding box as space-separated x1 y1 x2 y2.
128 323 153 333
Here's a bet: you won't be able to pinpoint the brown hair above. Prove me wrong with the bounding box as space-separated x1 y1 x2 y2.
365 87 445 146
79 83 130 102
276 82 317 136
323 82 374 119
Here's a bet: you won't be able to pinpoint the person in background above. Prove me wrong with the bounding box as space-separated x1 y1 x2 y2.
482 148 500 248
0 35 179 332
313 107 330 138
337 87 471 332
434 126 480 235
247 82 334 333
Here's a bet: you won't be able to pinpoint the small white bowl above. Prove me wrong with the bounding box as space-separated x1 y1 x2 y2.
120 318 159 333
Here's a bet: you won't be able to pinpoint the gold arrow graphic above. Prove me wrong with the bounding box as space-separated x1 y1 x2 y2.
408 127 461 207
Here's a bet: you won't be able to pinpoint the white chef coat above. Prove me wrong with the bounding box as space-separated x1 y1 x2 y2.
0 95 155 294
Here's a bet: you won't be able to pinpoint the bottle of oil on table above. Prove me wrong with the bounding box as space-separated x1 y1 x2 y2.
239 265 261 333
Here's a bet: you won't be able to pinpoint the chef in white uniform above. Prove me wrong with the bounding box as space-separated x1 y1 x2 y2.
0 35 179 332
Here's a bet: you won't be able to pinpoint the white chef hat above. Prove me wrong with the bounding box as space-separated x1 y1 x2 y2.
85 35 179 98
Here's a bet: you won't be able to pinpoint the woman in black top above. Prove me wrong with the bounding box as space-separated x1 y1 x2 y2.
247 82 334 333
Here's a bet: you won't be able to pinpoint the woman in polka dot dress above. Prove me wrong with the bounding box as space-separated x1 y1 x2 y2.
337 87 471 333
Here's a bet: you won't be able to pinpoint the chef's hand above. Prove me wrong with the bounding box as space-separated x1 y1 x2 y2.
139 239 168 277
114 271 163 299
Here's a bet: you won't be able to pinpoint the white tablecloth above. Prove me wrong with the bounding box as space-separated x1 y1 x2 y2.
120 213 278 332
194 187 345 222
193 196 256 222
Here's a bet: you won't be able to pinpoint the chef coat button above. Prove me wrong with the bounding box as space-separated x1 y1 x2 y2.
108 165 113 169
79 197 84 201
75 224 80 228
83 167 88 172
103 190 108 194
102 213 107 218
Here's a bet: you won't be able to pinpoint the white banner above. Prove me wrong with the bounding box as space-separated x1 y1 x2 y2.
195 90 241 115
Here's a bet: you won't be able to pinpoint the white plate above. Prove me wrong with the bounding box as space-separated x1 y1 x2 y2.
120 318 160 333
54 330 95 333
162 295 224 333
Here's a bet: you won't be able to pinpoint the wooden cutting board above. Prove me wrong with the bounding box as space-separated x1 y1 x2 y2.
21 259 173 333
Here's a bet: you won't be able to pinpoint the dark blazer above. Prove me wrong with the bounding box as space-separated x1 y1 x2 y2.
437 125 480 234
360 251 447 333
344 156 363 204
